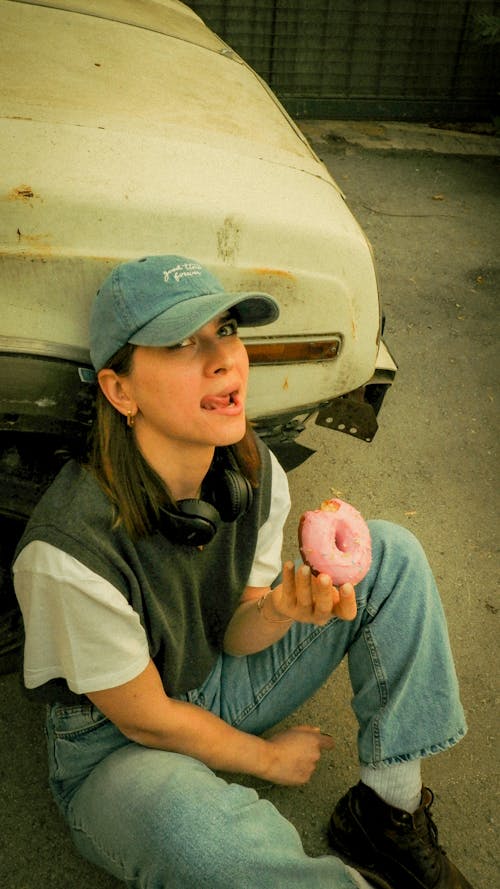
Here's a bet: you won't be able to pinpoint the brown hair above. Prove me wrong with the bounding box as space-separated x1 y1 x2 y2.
87 343 261 538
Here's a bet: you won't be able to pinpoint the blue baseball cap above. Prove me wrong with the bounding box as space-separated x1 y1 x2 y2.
90 255 280 371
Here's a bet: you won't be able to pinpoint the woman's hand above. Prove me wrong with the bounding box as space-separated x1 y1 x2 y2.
262 725 335 786
264 561 357 625
87 661 334 786
224 563 357 658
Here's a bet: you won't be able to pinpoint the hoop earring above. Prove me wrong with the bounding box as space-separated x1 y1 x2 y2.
126 410 136 428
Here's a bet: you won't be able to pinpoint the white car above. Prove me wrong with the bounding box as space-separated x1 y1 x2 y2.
0 0 398 669
1 0 396 528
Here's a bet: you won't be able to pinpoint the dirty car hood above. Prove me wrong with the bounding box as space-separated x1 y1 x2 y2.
5 0 327 176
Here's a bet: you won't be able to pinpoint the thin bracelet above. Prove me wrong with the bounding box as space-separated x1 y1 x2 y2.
256 593 294 624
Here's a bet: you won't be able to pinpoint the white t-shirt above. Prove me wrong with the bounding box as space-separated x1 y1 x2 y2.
13 452 291 695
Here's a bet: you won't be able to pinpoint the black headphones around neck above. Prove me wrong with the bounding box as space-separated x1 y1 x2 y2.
156 453 253 546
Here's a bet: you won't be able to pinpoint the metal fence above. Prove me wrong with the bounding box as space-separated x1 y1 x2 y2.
188 0 500 120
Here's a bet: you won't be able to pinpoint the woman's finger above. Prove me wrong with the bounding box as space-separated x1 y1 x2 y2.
277 561 297 610
295 563 314 608
313 574 337 620
333 583 357 621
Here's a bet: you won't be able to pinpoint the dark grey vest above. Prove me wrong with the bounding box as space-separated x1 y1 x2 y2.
16 440 272 702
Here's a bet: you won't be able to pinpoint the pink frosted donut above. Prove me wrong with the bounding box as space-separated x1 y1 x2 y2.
298 498 371 586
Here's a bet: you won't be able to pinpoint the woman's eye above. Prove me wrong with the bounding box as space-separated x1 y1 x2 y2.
218 319 238 337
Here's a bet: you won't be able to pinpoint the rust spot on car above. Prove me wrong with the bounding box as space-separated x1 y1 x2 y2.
16 228 52 253
9 185 38 201
282 377 289 390
217 216 240 263
253 267 295 281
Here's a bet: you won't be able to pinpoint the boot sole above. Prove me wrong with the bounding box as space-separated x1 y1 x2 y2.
328 824 402 889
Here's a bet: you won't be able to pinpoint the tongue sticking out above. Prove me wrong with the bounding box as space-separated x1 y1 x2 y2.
201 394 232 411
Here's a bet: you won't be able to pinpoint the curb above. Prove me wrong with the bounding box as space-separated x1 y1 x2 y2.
298 120 500 157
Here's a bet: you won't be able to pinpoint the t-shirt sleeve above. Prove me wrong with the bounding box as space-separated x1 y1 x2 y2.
245 450 291 588
13 540 151 694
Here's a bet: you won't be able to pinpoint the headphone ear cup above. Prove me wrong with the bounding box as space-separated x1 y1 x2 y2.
157 499 220 546
155 463 253 545
213 469 253 522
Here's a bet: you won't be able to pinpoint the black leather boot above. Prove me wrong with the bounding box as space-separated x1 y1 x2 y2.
328 782 473 889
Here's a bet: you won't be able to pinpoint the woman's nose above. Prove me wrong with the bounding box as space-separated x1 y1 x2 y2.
204 338 234 374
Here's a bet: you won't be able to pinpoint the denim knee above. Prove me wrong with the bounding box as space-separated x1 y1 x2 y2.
368 519 429 568
361 520 436 607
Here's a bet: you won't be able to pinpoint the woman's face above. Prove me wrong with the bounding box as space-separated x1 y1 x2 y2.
121 313 250 458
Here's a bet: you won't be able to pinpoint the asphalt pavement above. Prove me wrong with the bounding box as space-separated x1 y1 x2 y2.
1 121 499 888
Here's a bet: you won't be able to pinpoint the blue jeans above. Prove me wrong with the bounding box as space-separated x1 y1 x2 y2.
45 521 466 888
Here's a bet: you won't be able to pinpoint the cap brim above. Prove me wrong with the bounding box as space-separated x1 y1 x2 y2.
128 289 279 348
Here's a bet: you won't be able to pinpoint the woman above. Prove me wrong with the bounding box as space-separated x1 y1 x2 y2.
13 255 472 889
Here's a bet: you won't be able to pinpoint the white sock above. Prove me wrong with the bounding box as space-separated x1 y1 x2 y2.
360 760 422 814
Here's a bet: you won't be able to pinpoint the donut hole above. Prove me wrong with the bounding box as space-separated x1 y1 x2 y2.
334 521 354 553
